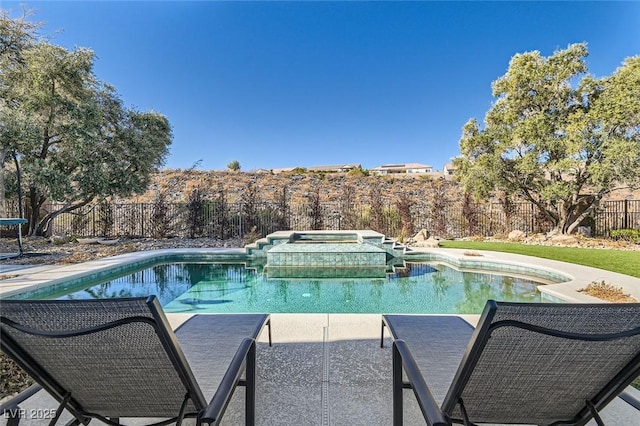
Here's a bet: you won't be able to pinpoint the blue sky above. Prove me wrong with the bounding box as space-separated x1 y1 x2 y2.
2 1 639 172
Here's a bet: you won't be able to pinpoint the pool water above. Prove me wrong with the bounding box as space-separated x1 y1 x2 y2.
9 262 556 314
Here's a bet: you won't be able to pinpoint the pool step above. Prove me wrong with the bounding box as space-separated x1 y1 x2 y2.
267 242 387 269
245 230 411 261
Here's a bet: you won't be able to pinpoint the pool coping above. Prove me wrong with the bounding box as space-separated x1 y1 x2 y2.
1 246 639 303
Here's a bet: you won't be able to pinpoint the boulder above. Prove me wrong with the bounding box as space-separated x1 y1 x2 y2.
414 237 440 248
577 226 592 237
412 229 429 242
508 230 526 240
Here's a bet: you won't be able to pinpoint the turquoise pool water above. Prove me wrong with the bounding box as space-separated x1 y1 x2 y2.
9 262 557 314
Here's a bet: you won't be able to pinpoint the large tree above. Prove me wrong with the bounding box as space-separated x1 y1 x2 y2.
1 12 172 235
0 8 40 217
455 43 640 234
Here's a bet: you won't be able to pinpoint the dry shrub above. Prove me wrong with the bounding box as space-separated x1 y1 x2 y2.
244 226 262 245
578 281 637 303
0 274 18 280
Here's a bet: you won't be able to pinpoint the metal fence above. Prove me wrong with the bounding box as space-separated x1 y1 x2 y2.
7 199 634 240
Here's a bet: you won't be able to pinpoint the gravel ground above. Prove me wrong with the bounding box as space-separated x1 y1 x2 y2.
0 236 247 267
1 234 638 268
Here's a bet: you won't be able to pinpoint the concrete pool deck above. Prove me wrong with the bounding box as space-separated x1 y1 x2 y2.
1 313 639 425
1 247 640 424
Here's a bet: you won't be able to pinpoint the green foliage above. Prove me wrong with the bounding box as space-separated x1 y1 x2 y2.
347 165 369 177
610 228 640 243
226 160 241 171
291 167 308 174
455 44 640 234
1 12 172 236
383 206 402 239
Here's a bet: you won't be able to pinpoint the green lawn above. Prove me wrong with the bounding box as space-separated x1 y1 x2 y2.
439 241 640 279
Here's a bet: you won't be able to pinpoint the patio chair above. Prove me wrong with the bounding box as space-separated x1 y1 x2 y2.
0 296 272 426
381 300 640 426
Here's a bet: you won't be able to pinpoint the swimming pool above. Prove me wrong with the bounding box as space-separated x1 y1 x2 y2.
8 261 561 314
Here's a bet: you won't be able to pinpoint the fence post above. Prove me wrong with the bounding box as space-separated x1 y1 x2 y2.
624 199 629 229
141 204 145 237
239 203 243 239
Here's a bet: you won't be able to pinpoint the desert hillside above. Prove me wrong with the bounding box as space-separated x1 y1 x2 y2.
123 169 640 205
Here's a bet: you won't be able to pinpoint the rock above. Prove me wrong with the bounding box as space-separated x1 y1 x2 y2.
577 226 592 237
508 230 526 240
414 237 440 248
412 229 429 242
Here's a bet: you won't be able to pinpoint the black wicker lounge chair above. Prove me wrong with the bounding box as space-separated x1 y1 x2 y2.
382 300 640 426
0 296 272 426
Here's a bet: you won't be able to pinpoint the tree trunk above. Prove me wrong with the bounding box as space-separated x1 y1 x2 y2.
35 212 55 237
27 186 41 236
564 196 602 235
12 152 24 219
35 200 92 237
0 148 6 217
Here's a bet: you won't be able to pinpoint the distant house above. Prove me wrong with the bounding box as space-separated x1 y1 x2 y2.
443 163 456 176
271 167 297 174
307 164 361 173
370 163 434 175
253 168 273 174
272 164 360 174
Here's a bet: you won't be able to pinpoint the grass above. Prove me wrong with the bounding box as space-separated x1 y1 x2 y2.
439 241 640 278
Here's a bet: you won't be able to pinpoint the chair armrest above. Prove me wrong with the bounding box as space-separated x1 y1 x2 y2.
1 384 42 426
198 338 255 425
393 340 451 426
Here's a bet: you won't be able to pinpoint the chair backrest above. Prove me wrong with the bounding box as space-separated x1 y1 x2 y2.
0 296 206 421
442 300 640 426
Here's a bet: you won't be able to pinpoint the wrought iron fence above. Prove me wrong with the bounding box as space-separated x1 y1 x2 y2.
2 199 631 240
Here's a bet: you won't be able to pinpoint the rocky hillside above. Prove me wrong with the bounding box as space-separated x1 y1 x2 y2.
125 169 459 205
124 169 640 206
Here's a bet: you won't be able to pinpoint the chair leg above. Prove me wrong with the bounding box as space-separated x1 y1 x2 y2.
5 411 20 426
381 320 386 348
392 342 404 426
586 401 605 426
245 341 256 426
267 318 272 347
